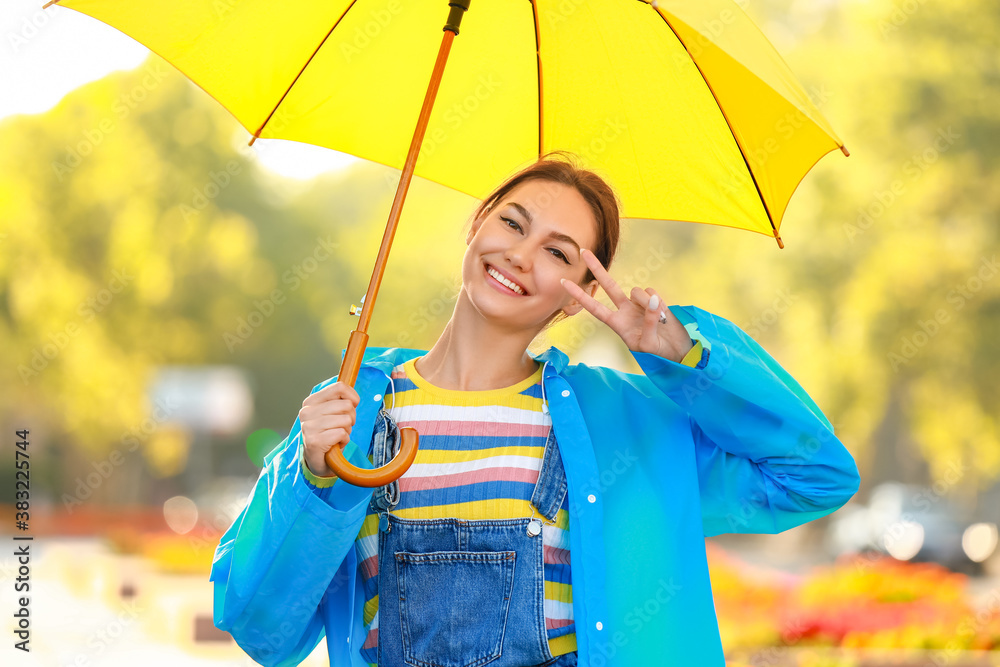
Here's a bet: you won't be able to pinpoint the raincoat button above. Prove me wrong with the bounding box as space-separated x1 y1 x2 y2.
374 394 382 401
595 621 603 631
587 494 596 503
561 389 570 397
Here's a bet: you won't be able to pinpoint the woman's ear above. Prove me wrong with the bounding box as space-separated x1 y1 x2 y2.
561 279 599 317
467 209 489 245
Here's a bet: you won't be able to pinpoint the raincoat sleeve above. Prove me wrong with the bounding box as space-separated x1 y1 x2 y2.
631 305 861 537
209 378 374 666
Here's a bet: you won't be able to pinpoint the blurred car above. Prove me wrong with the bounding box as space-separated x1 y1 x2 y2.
824 481 998 575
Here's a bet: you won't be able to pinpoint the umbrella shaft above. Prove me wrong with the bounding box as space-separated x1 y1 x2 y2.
343 1 469 385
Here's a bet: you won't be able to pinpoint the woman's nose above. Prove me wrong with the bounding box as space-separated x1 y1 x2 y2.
503 243 530 271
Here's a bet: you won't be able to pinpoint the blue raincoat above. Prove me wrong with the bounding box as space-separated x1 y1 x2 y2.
210 305 860 666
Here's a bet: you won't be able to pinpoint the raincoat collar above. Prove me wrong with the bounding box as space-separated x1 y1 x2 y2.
530 345 570 374
340 344 570 378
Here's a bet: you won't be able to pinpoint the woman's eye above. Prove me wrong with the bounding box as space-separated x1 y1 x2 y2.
500 215 567 263
500 216 521 232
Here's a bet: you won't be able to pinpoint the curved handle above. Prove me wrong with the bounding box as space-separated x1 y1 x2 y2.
325 426 419 488
323 330 421 487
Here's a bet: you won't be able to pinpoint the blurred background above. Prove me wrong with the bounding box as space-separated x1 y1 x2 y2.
1 0 998 665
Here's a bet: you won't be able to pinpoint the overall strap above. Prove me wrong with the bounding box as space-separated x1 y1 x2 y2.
529 426 568 523
369 405 400 512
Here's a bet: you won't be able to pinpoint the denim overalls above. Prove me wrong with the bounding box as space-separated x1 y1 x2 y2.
365 396 578 667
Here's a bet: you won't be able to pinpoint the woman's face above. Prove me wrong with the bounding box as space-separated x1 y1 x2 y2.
462 179 600 331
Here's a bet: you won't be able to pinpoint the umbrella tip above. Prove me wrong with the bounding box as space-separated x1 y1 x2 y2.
42 0 59 7
840 145 850 157
775 234 784 250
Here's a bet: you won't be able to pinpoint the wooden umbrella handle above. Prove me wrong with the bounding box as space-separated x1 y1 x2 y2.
323 330 421 487
326 426 420 488
323 1 470 487
324 424 420 488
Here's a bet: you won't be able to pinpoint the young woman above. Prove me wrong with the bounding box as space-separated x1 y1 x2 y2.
210 152 861 667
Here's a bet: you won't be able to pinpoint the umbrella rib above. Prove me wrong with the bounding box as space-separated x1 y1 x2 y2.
530 0 544 157
249 0 358 145
650 4 783 249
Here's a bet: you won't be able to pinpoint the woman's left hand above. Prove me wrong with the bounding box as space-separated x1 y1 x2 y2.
560 248 694 363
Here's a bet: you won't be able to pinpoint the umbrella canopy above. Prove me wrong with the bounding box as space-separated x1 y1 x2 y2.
45 0 849 485
46 0 847 245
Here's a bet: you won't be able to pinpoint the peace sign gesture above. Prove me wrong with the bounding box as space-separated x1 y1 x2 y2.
560 248 694 363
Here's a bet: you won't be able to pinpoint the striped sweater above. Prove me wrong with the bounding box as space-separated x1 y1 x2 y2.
302 336 708 665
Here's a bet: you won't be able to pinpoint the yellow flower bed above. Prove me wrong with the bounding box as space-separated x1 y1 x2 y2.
709 545 1000 651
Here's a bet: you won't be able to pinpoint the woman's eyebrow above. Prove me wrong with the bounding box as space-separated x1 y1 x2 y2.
507 201 581 254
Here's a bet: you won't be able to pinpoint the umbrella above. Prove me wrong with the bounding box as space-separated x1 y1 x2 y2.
44 0 849 486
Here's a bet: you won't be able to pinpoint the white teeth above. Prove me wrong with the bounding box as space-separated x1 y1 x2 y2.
487 266 524 295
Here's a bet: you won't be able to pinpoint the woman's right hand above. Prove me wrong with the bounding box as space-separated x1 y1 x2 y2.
299 380 360 478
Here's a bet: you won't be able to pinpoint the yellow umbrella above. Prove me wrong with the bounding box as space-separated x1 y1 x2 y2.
45 0 848 485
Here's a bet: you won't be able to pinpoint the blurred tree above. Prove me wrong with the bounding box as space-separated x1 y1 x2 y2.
1 0 997 513
0 55 407 503
698 0 1000 508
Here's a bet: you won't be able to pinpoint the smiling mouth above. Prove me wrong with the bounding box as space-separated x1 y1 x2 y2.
484 264 527 296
